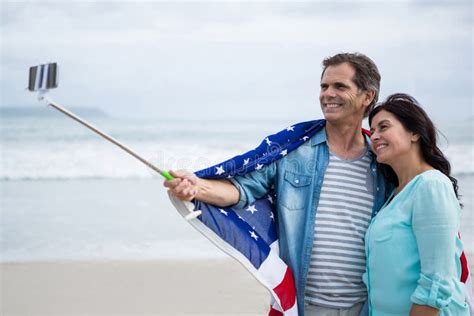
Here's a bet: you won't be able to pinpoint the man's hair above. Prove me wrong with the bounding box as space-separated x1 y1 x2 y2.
322 53 381 117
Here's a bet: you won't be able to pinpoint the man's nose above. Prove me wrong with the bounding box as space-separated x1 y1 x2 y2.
320 87 337 98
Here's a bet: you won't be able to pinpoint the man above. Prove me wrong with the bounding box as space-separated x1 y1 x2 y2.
164 53 388 316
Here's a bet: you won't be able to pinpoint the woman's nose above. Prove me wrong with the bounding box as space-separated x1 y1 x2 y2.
370 131 379 141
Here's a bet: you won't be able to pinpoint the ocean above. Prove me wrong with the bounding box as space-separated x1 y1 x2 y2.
1 110 473 262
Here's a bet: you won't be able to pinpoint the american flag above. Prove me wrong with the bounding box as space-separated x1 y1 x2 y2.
169 119 326 315
168 119 473 316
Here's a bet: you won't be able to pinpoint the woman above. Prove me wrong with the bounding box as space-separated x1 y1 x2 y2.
364 93 470 315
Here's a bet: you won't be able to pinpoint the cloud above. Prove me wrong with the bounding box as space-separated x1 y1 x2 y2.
1 1 472 122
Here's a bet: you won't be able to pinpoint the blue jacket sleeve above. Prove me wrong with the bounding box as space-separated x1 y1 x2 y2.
410 176 461 308
228 163 277 209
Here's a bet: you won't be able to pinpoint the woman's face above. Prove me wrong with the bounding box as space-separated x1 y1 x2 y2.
370 110 419 165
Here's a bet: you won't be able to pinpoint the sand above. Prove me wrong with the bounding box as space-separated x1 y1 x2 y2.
1 259 269 316
2 256 473 316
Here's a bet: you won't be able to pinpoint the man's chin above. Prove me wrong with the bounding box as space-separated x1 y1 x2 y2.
323 112 345 123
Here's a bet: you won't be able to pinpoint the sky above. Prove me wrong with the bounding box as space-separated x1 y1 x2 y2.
1 0 472 125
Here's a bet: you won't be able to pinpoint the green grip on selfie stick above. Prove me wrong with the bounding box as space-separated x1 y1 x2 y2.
160 170 175 180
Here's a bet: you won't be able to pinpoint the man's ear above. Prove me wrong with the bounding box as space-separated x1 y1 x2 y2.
364 90 376 107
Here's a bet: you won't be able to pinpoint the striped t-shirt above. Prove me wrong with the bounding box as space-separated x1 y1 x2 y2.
305 150 374 308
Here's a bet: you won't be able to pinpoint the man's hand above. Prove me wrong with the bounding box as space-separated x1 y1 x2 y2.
163 169 240 207
163 170 199 201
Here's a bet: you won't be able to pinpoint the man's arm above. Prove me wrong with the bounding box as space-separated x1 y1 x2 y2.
163 170 240 207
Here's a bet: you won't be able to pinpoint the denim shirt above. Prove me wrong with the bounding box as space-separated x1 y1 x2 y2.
229 128 389 315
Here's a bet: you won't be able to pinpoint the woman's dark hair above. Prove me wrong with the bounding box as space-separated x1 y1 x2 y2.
368 93 461 202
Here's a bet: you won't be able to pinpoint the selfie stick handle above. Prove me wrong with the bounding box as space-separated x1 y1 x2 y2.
38 93 174 180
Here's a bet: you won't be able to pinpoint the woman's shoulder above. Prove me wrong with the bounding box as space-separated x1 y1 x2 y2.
413 169 452 189
412 169 457 203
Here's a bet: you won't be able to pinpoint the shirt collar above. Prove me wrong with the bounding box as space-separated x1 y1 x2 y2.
310 127 375 157
310 127 327 146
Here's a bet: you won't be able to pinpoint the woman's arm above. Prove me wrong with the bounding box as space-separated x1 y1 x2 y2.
410 304 439 316
410 176 460 310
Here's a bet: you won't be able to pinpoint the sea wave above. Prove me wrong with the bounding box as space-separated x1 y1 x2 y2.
1 116 472 180
1 141 472 180
0 140 254 180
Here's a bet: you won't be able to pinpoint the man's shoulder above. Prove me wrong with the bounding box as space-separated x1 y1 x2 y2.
291 128 327 153
307 126 327 147
276 128 327 171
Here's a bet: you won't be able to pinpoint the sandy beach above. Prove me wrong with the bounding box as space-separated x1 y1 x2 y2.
1 259 269 316
2 257 473 316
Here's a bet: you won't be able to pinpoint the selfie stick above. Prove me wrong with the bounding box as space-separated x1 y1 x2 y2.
28 63 202 220
42 95 175 181
28 63 178 179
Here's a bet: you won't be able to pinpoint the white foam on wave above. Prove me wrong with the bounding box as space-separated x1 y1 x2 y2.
1 140 254 180
3 140 472 180
443 143 474 175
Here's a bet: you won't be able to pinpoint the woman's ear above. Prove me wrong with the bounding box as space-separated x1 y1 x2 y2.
411 133 421 142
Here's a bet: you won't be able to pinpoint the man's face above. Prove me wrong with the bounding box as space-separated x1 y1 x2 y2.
319 62 371 124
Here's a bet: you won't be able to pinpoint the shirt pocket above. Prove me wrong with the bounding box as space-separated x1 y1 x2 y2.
279 170 312 210
373 217 393 242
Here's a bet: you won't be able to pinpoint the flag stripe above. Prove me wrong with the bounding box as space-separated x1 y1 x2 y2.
273 267 297 311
